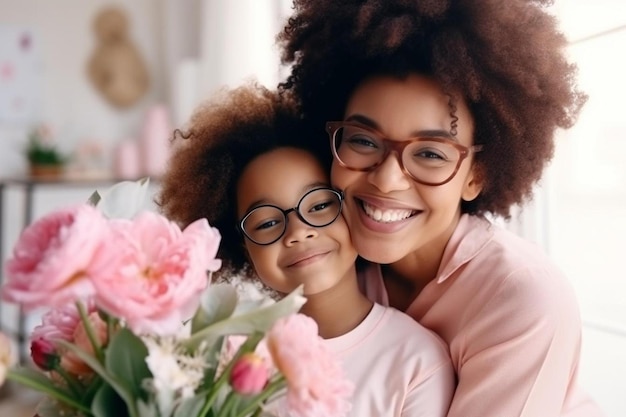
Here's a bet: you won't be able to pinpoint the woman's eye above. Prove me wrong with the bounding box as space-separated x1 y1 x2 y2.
415 149 446 160
347 135 378 149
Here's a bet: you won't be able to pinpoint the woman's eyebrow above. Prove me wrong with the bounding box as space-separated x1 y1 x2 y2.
345 114 457 141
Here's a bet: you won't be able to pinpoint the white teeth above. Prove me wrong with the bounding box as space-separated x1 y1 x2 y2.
362 201 414 223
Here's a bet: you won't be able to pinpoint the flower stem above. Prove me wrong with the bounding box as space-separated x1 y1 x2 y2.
76 301 104 362
197 333 265 417
7 369 92 414
52 364 83 397
215 392 239 417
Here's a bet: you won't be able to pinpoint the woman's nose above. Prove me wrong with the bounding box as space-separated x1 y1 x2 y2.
367 151 412 193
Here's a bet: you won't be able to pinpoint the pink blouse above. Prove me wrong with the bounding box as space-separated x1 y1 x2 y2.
359 214 604 417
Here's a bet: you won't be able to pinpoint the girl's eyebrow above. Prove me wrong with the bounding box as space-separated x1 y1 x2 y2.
345 114 457 142
243 181 331 213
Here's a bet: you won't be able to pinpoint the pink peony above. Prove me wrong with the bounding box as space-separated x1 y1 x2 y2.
266 315 353 417
31 300 107 376
2 204 108 310
230 353 269 395
88 212 221 336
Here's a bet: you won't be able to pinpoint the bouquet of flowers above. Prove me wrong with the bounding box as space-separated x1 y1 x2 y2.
0 179 353 417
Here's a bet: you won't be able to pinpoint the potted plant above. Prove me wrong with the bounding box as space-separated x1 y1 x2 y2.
25 125 67 178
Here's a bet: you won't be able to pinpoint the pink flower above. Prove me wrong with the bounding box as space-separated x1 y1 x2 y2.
31 300 107 376
0 332 13 386
266 315 353 417
30 338 59 371
2 204 107 310
230 353 269 395
89 212 221 336
219 335 273 377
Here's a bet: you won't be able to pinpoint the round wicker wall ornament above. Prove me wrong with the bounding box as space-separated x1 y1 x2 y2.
87 7 150 108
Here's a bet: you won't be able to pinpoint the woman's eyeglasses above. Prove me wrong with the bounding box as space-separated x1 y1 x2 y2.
326 121 483 186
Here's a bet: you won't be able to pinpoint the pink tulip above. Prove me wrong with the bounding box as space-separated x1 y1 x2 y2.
230 353 269 396
31 338 59 371
89 212 221 336
2 204 107 310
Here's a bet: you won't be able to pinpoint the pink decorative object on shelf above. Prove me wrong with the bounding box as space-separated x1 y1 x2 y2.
139 104 172 179
113 139 141 180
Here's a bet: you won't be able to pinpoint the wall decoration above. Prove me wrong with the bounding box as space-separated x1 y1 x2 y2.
87 6 150 108
0 26 43 124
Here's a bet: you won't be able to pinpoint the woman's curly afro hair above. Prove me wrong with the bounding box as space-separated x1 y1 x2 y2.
278 0 587 218
157 83 326 275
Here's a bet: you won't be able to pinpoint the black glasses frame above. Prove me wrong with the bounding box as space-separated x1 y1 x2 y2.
238 187 344 246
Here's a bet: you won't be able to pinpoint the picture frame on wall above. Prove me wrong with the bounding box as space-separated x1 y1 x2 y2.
0 25 43 125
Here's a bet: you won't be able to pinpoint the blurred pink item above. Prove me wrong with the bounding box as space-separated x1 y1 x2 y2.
114 139 141 179
139 105 172 178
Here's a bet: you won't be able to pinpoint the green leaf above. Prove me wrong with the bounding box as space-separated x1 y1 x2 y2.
92 383 129 417
55 340 139 417
174 394 207 417
7 367 90 414
105 328 152 400
87 190 102 207
137 400 160 417
185 285 306 350
191 284 239 333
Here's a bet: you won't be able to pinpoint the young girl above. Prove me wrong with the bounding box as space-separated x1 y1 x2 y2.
277 1 603 416
158 84 455 416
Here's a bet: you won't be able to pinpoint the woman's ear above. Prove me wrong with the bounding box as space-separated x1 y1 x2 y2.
461 163 484 202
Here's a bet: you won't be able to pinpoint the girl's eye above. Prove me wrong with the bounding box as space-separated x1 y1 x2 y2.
309 199 336 213
255 218 282 231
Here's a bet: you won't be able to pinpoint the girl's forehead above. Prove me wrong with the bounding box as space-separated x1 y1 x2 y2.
237 147 329 212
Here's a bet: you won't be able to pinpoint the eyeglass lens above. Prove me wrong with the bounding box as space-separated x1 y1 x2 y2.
241 188 342 245
332 124 464 185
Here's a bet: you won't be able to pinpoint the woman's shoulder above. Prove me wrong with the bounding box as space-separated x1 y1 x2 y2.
442 215 580 319
454 215 567 284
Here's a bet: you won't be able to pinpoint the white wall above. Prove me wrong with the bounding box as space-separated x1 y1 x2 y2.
526 2 626 416
0 0 169 177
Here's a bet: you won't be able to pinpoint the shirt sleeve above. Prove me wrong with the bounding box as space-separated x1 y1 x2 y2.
446 266 583 417
401 358 456 417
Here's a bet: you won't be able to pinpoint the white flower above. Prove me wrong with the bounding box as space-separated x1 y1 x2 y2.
142 336 210 412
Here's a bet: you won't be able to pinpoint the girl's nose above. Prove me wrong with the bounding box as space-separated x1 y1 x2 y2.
283 213 319 246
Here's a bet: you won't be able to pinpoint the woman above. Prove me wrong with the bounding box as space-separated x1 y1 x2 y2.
277 1 603 416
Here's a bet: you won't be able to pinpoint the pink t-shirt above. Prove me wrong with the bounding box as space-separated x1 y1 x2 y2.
324 303 455 417
359 214 604 417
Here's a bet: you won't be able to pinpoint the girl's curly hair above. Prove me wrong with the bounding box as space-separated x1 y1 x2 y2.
157 83 327 276
278 0 587 218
